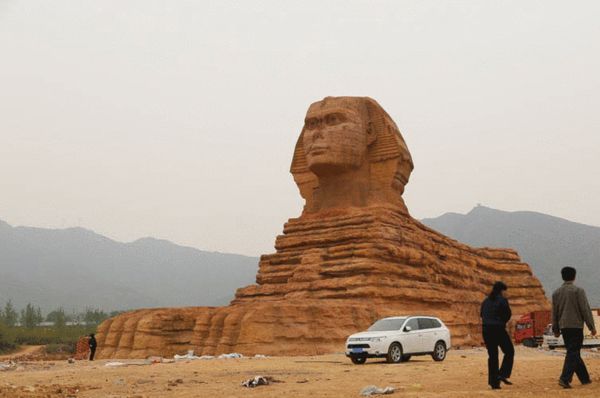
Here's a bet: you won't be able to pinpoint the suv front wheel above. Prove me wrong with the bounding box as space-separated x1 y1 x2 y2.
386 342 403 363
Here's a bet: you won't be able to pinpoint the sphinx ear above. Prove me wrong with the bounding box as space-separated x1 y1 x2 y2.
366 121 377 146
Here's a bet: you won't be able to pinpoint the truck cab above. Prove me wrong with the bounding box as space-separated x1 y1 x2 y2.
513 311 551 347
514 313 534 346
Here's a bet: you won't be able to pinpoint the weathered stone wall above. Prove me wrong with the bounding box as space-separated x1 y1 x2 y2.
97 207 548 358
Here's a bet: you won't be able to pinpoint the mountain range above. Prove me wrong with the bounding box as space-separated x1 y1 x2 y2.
0 219 258 313
422 206 600 306
2 205 598 314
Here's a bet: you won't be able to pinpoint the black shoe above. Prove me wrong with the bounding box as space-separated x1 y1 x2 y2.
558 379 572 389
491 384 501 390
498 376 513 385
581 379 592 385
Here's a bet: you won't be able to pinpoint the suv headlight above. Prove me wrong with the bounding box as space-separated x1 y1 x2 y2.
348 337 383 342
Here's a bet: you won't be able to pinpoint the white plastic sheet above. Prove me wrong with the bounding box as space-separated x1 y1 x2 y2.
360 385 395 396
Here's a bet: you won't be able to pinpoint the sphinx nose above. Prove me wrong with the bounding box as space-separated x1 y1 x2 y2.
312 129 324 141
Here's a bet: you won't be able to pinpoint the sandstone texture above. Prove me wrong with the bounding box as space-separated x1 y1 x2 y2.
97 97 549 359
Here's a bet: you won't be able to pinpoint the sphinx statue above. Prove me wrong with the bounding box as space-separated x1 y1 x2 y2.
95 97 549 358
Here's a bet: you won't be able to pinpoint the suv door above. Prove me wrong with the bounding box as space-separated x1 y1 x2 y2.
401 318 421 353
417 318 437 352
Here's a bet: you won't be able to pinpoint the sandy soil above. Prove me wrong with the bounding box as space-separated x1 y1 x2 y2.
0 346 44 361
2 347 600 397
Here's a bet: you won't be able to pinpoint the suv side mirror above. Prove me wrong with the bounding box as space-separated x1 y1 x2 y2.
404 326 412 332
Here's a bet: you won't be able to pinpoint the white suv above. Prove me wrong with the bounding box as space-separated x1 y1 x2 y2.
345 316 451 364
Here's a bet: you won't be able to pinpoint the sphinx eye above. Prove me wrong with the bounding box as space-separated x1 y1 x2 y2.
325 113 346 126
325 114 338 125
305 118 320 129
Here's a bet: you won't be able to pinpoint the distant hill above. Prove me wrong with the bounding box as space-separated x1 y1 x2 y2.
0 219 258 313
4 206 598 313
422 206 600 306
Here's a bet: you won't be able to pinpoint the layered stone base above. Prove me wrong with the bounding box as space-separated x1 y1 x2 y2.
97 206 549 359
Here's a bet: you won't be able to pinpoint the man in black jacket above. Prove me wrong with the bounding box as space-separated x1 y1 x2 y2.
481 281 514 390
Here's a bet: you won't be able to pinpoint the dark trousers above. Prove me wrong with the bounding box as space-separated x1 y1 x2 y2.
560 328 590 383
482 325 514 387
89 347 96 361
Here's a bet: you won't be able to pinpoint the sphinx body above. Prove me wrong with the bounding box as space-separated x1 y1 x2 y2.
96 97 549 358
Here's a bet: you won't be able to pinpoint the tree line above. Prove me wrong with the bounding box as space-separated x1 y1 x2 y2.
0 300 126 353
0 299 124 328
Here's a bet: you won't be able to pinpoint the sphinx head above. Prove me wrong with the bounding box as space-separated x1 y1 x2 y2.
302 97 376 176
291 96 414 213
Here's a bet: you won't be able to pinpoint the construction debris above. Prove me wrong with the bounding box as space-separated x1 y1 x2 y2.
174 351 214 361
173 350 251 361
218 353 243 359
0 361 16 371
104 360 153 367
360 385 395 396
241 376 270 388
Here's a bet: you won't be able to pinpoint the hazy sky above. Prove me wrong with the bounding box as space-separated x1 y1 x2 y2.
1 1 599 256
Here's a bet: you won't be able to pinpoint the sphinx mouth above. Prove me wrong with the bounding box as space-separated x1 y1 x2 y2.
309 146 329 154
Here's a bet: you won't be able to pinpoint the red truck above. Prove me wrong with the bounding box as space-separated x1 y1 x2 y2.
513 310 552 347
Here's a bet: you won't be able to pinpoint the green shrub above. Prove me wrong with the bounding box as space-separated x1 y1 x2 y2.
0 323 17 353
12 325 96 346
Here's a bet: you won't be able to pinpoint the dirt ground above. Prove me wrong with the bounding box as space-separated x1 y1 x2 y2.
2 347 600 397
0 346 43 361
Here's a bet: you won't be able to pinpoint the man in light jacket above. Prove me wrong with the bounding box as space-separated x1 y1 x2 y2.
552 266 597 389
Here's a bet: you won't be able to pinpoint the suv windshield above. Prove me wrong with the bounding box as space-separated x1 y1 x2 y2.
368 318 406 331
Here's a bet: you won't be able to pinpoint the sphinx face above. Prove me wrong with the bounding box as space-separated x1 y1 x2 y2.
302 99 370 176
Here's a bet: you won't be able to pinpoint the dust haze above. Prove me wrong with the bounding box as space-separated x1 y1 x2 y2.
1 0 599 256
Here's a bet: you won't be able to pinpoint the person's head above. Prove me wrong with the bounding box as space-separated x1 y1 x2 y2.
302 97 376 175
489 281 507 299
89 333 95 338
561 266 576 282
